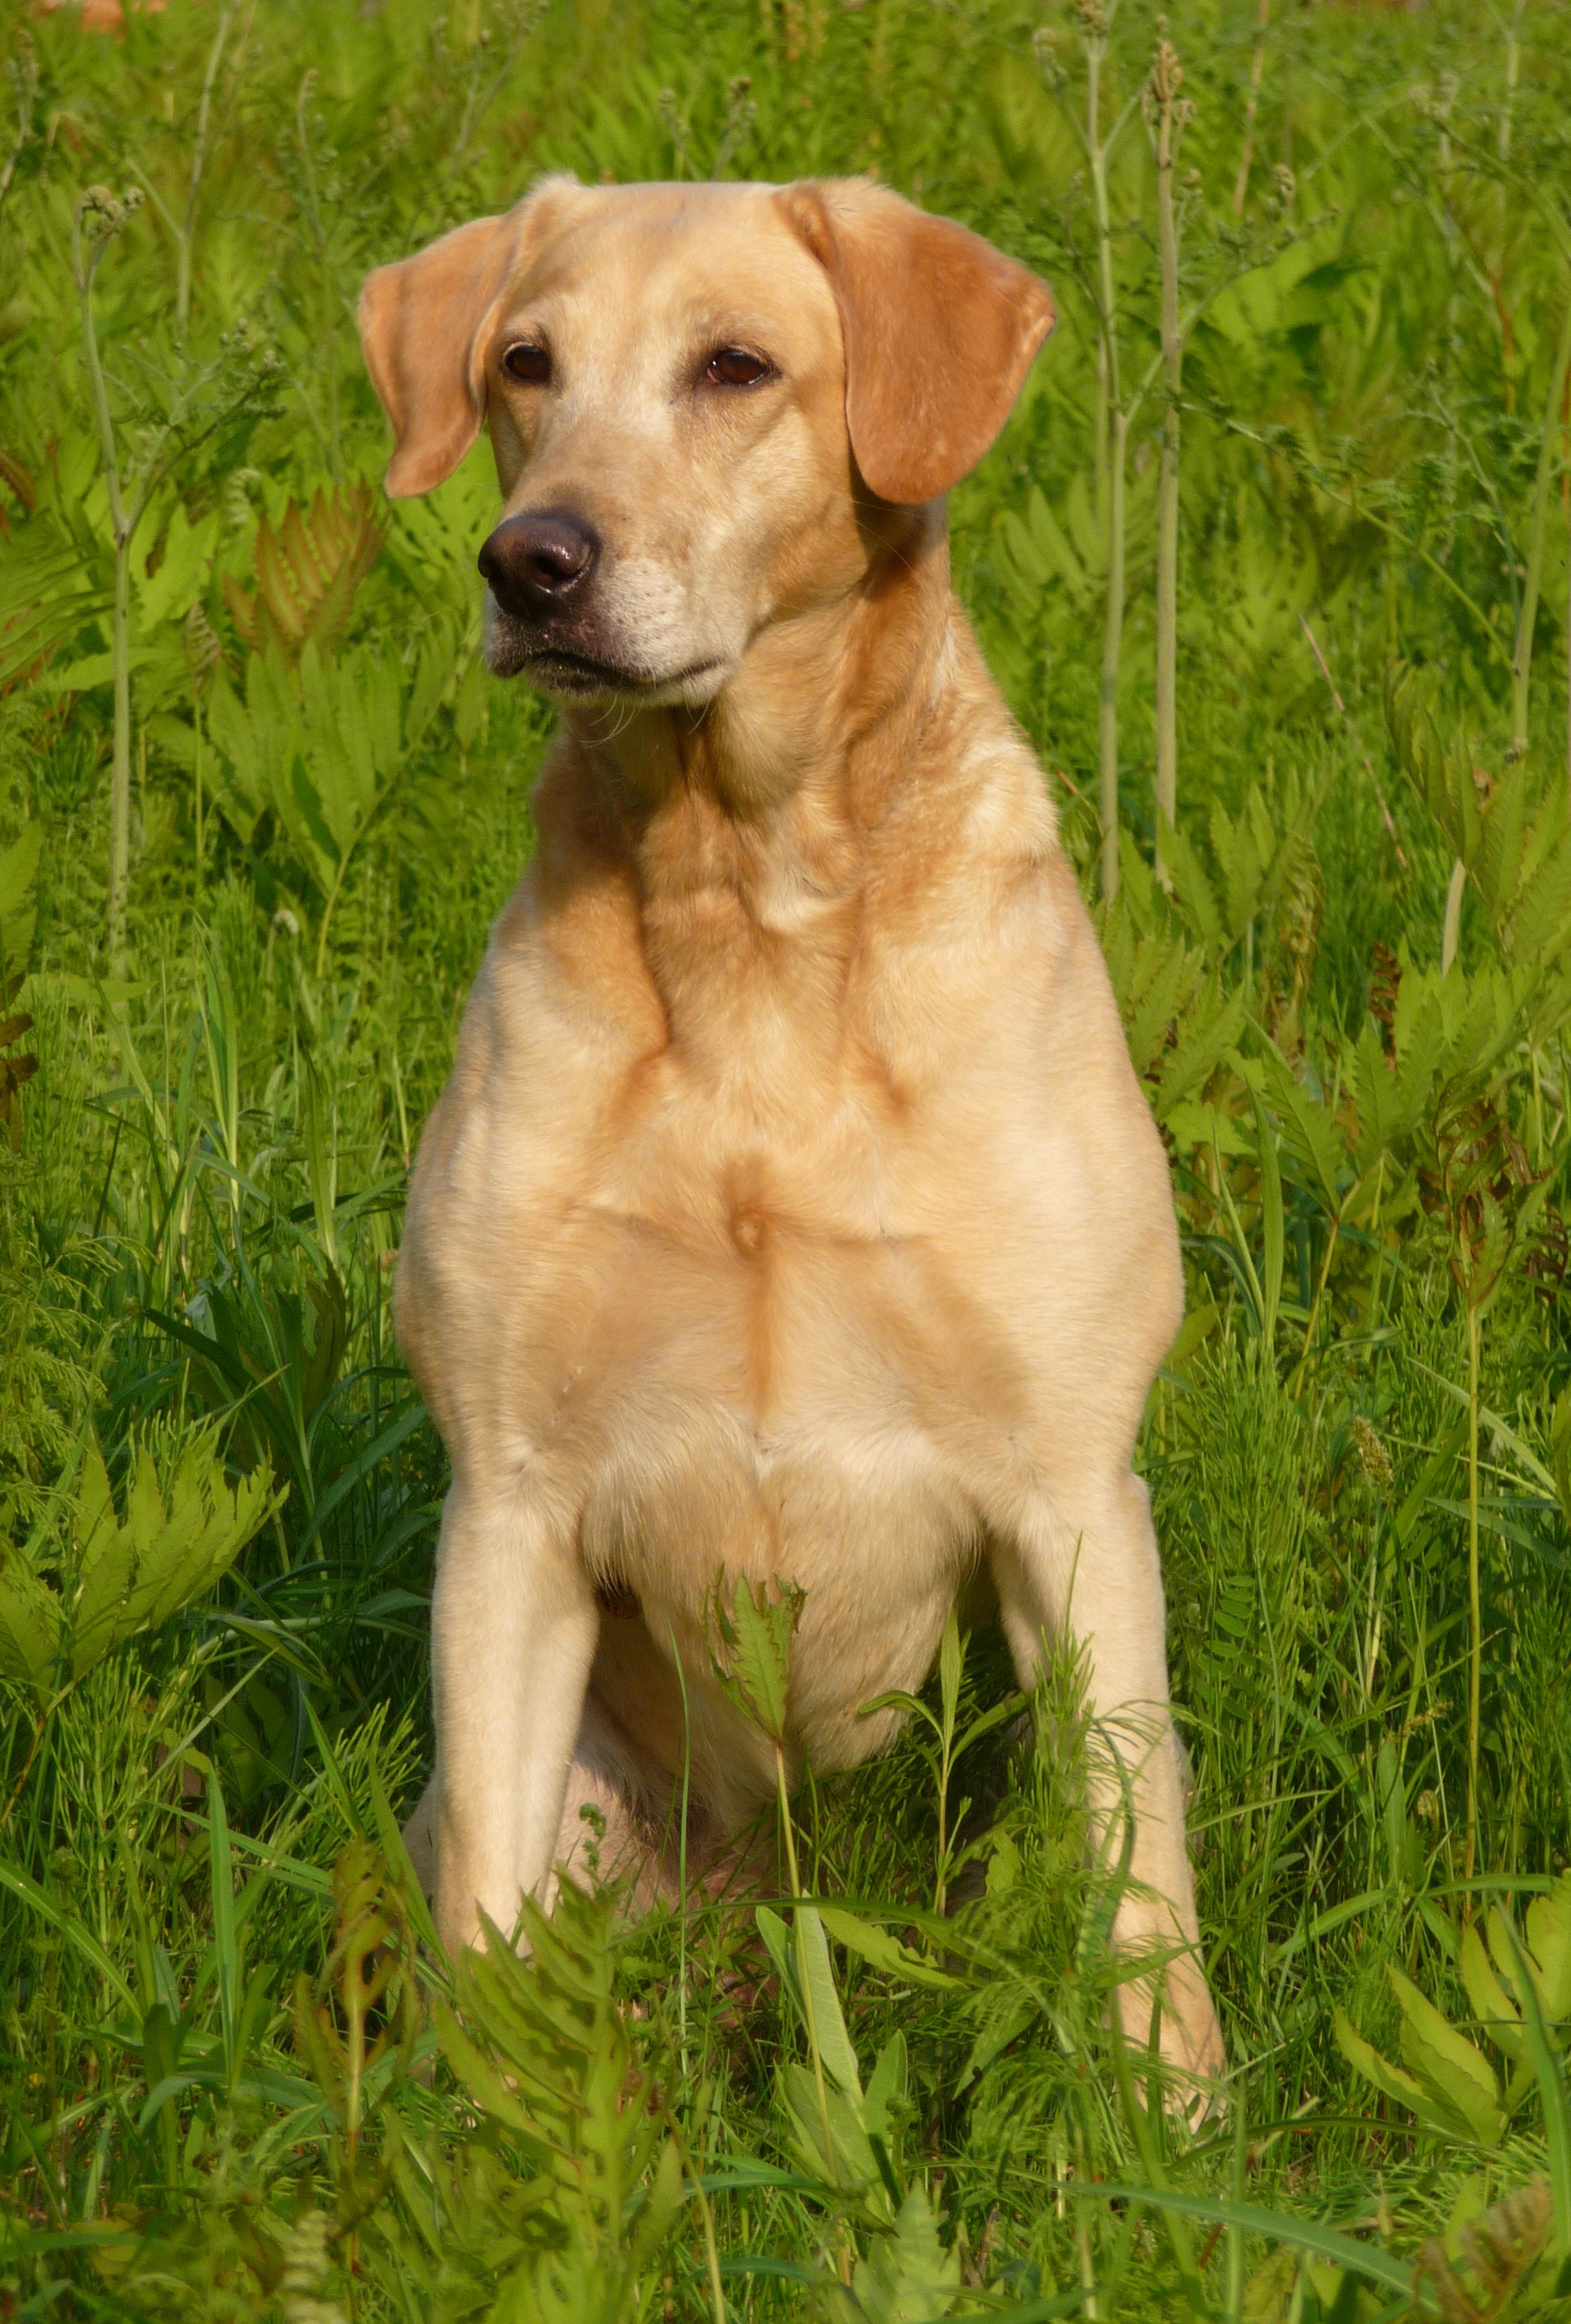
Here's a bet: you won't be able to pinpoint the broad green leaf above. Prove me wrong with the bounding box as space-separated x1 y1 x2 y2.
0 823 40 911
1205 224 1344 347
34 646 162 695
848 2184 961 2324
434 1985 577 2157
782 2060 877 2193
1159 815 1225 955
1475 757 1534 930
986 1828 1022 1897
863 2031 908 2147
1524 1871 1571 2023
1254 1041 1348 1207
1386 660 1480 869
1389 1967 1503 2146
75 1439 114 1554
793 1904 863 2099
1496 1920 1571 2251
71 1515 136 1674
1095 2185 1413 2300
0 1435 280 1700
1122 930 1205 1080
0 1858 138 2014
1251 1088 1284 1351
1460 1924 1525 2063
818 1906 963 1991
0 822 40 992
126 1444 165 1555
68 1435 274 1680
756 1904 794 1991
1333 2004 1479 2144
1489 1885 1571 2033
958 1986 1038 2091
0 1552 64 1693
1507 827 1571 976
1153 983 1246 1121
628 2136 685 2273
133 504 220 631
937 1611 962 1736
710 1573 803 1746
1164 1098 1253 1160
1350 1015 1433 1176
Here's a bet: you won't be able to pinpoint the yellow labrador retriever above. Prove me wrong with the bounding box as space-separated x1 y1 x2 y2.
358 175 1225 2091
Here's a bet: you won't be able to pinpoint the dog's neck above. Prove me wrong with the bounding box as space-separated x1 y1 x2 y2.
548 501 956 1088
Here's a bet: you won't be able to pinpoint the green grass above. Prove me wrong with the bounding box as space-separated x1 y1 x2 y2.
2 0 1571 2315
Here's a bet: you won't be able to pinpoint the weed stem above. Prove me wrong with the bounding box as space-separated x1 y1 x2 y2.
1464 1300 1482 1891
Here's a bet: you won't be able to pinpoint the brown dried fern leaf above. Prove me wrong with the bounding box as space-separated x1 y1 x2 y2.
223 482 386 662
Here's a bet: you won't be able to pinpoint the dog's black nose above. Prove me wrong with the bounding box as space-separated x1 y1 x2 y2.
478 511 600 614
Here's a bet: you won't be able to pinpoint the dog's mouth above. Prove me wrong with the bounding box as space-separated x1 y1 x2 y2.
519 645 727 699
483 584 735 703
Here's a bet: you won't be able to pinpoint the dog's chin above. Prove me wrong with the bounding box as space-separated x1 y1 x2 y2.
484 610 731 708
527 650 731 708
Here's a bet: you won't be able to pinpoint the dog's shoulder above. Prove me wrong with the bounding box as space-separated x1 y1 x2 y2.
854 609 1071 973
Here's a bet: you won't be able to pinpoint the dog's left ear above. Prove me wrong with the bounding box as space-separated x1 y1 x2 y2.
777 180 1055 506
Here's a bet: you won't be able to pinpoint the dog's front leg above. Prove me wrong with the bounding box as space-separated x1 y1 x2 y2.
991 1469 1225 2098
430 1475 597 1956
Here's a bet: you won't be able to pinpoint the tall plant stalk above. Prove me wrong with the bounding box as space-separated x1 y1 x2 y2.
1149 42 1192 886
1509 292 1571 757
131 1 236 339
1100 441 1129 899
1442 856 1466 973
178 8 233 335
73 188 144 976
0 34 39 226
69 176 275 976
1044 9 1271 899
1498 0 1527 165
1232 0 1269 215
1078 0 1131 901
1464 1301 1483 1887
770 1737 835 2183
293 71 345 478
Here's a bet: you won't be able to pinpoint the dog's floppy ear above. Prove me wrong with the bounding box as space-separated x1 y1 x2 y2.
358 215 516 499
358 181 573 499
777 179 1055 506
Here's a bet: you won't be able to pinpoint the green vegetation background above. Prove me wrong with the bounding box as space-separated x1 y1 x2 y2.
1 0 1570 2317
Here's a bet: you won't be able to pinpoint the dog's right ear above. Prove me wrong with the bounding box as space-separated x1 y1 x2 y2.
358 182 572 499
358 216 515 499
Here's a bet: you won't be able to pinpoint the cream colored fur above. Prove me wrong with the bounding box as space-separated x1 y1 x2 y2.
359 175 1225 2094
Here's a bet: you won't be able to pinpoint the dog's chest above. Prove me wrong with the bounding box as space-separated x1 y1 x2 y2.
425 896 1027 1573
555 1041 1002 1745
552 1006 984 1420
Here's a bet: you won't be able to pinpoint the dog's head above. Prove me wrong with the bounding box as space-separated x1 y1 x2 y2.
358 178 1054 705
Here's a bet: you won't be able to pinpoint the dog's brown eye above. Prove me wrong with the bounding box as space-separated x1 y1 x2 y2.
705 346 770 387
502 342 551 384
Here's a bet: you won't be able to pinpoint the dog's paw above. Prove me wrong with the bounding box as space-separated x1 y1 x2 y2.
1116 1953 1228 2125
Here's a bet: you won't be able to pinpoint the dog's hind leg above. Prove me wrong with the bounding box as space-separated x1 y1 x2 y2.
402 1774 439 1899
402 1666 683 1925
549 1688 682 1912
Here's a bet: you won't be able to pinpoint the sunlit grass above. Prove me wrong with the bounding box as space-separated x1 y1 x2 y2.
0 0 1570 2315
